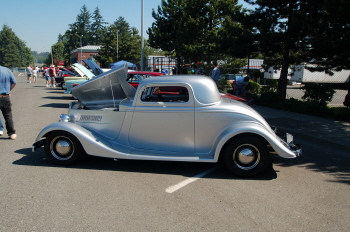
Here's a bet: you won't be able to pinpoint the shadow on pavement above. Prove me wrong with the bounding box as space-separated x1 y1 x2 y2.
42 96 75 100
13 147 278 181
39 103 70 108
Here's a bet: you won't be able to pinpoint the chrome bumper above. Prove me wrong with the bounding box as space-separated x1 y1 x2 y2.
32 139 45 152
272 127 302 157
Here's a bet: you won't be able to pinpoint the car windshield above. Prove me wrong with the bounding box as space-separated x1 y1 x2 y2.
127 74 145 82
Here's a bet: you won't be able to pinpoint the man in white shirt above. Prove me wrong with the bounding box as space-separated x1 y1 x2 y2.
26 64 33 83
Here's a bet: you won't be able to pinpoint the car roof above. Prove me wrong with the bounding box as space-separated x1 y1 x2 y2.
139 75 221 105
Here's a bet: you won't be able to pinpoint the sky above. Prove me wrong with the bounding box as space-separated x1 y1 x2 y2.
1 0 252 53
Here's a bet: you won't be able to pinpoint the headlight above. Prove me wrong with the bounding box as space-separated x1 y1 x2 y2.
59 114 70 122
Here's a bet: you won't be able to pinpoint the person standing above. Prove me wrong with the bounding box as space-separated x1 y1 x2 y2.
0 117 3 136
26 64 33 83
211 61 220 86
44 67 50 87
32 67 38 83
49 65 56 87
0 65 17 140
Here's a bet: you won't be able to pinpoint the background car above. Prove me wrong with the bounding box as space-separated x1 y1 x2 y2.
219 74 244 85
126 71 164 88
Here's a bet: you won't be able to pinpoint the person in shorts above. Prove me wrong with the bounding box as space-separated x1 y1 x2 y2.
26 64 33 83
32 68 38 83
45 67 50 87
48 65 56 87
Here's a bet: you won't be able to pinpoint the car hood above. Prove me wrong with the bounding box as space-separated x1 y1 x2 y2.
83 59 103 75
71 63 95 79
71 64 136 107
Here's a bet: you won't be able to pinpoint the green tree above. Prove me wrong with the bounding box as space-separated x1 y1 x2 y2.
245 0 323 99
62 5 92 64
97 17 141 67
0 24 33 68
90 7 108 45
48 42 66 66
96 24 117 67
307 0 350 72
147 0 242 73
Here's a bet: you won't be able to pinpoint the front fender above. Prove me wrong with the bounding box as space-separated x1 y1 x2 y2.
34 122 128 158
214 121 297 160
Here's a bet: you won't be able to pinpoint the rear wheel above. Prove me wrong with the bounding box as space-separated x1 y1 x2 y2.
44 131 84 165
61 82 66 90
223 135 270 177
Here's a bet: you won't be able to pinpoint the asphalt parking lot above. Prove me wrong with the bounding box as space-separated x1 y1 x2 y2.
1 73 349 231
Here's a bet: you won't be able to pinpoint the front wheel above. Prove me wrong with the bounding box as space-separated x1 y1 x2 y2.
223 135 270 177
61 82 66 90
44 131 84 165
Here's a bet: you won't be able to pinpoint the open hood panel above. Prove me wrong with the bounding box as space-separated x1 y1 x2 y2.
71 63 95 79
83 59 104 76
71 64 136 107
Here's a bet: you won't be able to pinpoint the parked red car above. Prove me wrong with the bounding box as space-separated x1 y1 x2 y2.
126 71 164 88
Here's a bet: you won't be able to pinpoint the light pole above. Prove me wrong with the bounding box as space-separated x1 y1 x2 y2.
117 30 119 61
80 35 83 64
140 0 144 71
50 46 53 65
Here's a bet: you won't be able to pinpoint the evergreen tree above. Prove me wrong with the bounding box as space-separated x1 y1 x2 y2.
307 0 350 72
244 0 350 99
147 0 242 72
97 17 141 67
62 5 92 64
96 24 117 68
90 7 108 45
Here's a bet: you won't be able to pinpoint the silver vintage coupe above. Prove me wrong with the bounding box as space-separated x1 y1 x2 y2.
32 65 301 177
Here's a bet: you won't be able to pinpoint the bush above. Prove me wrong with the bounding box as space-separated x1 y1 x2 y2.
301 83 335 104
261 80 278 94
253 93 350 122
246 80 261 94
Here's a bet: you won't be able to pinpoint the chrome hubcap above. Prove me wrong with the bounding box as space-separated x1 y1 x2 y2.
237 148 255 164
50 136 74 161
233 144 260 170
55 140 71 155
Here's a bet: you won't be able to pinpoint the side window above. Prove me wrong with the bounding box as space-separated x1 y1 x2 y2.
141 86 189 102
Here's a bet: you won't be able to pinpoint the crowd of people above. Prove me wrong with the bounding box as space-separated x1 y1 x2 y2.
0 64 62 140
26 64 62 87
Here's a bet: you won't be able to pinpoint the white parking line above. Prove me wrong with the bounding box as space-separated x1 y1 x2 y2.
165 164 222 193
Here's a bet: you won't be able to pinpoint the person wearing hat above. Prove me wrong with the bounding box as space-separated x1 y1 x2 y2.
235 75 250 96
195 62 205 75
48 65 57 87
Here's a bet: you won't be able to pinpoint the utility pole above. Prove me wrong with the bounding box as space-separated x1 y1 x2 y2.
117 30 119 61
140 0 144 71
80 35 83 64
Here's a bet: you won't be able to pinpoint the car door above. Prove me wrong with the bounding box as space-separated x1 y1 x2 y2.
128 84 195 153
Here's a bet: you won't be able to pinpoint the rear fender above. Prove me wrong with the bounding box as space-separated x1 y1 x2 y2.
214 121 297 161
